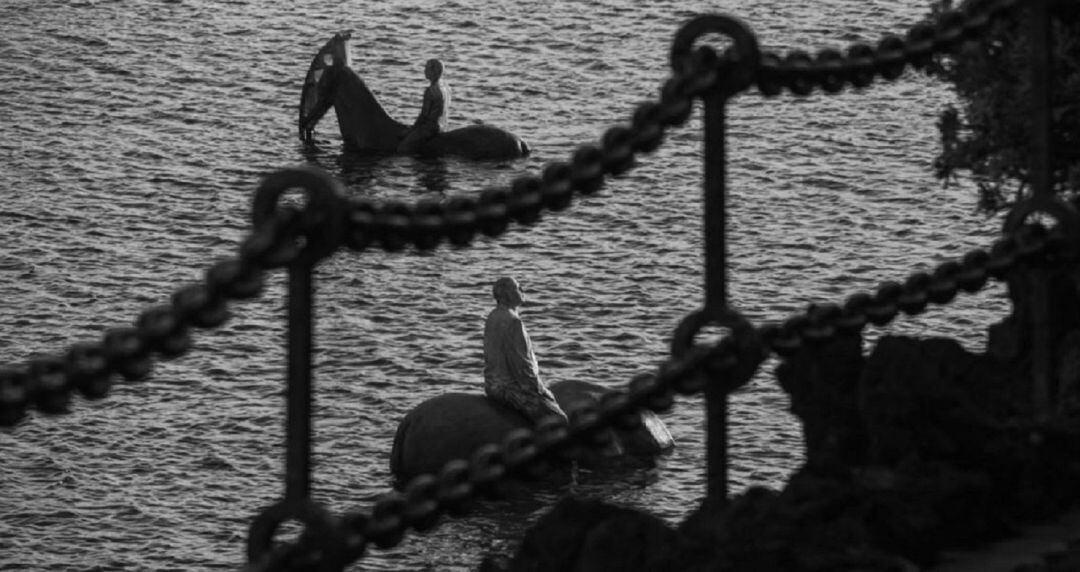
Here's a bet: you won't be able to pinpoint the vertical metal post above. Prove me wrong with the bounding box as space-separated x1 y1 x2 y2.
1031 0 1051 201
285 259 315 501
1029 0 1053 421
247 167 346 569
703 88 729 500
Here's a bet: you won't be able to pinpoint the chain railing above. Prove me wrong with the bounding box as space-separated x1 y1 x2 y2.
3 0 1077 570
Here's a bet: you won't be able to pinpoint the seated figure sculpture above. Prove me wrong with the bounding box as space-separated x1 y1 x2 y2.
387 278 674 481
483 277 569 424
398 58 451 155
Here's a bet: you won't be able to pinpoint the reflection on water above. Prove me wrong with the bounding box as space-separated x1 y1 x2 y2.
302 142 451 196
415 157 450 195
0 0 1011 570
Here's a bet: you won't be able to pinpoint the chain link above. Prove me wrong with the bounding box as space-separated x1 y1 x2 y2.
756 0 1020 97
0 210 296 427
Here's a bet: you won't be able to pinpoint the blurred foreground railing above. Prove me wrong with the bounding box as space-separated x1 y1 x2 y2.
3 1 1078 570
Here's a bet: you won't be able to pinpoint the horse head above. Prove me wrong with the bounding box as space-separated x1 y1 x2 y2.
298 31 353 141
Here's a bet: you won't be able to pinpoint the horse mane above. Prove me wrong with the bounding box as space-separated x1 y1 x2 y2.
332 68 409 153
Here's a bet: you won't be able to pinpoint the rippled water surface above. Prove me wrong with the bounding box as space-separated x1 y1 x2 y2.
1 1 1010 570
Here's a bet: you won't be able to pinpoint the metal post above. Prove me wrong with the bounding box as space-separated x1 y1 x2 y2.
1031 0 1051 200
1029 0 1053 421
285 258 315 501
247 167 346 569
703 88 729 500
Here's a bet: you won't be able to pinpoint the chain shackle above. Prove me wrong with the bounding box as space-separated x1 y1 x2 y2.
1003 195 1080 248
251 166 348 265
671 307 765 396
247 498 345 572
670 14 761 97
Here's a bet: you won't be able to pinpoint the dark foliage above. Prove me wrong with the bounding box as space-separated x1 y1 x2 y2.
927 1 1080 214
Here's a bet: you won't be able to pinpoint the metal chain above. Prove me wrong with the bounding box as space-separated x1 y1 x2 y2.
755 0 1020 97
340 70 716 254
0 209 309 427
250 220 1067 571
0 3 1051 570
0 46 724 429
758 222 1064 355
0 0 1027 427
252 4 1070 567
1 0 1032 429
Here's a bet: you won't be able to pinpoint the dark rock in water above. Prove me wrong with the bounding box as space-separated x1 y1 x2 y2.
478 554 511 572
777 330 866 471
987 314 1021 361
499 497 684 572
675 483 924 571
1058 329 1080 417
858 336 1015 468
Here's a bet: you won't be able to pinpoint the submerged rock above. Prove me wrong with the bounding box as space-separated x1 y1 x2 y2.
494 497 684 572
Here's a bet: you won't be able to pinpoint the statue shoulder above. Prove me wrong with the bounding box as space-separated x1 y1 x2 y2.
486 307 521 325
431 81 449 100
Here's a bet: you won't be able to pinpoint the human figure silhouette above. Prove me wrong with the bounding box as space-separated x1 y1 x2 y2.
483 277 568 424
398 58 450 155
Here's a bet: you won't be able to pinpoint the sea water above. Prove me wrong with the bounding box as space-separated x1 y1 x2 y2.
0 1 1009 569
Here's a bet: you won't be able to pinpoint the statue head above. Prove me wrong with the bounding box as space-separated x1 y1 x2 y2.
425 58 444 82
492 277 524 308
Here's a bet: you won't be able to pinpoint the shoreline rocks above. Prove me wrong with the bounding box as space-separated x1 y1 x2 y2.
485 264 1080 571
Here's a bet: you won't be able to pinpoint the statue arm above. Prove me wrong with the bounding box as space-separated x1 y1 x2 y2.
412 89 432 126
412 85 447 128
505 317 545 391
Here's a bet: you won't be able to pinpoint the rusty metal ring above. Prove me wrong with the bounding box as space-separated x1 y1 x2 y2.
670 14 761 95
670 307 756 359
1002 195 1080 243
252 166 347 264
247 498 342 570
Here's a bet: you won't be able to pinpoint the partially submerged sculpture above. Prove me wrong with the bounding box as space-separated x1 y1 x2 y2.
390 379 675 484
298 32 531 161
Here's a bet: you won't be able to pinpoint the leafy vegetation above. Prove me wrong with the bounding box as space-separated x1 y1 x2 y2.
927 1 1080 214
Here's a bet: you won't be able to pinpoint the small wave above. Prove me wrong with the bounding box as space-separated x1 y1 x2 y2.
196 454 238 471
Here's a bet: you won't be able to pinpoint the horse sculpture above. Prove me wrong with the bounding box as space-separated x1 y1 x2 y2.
390 379 674 484
298 32 531 161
